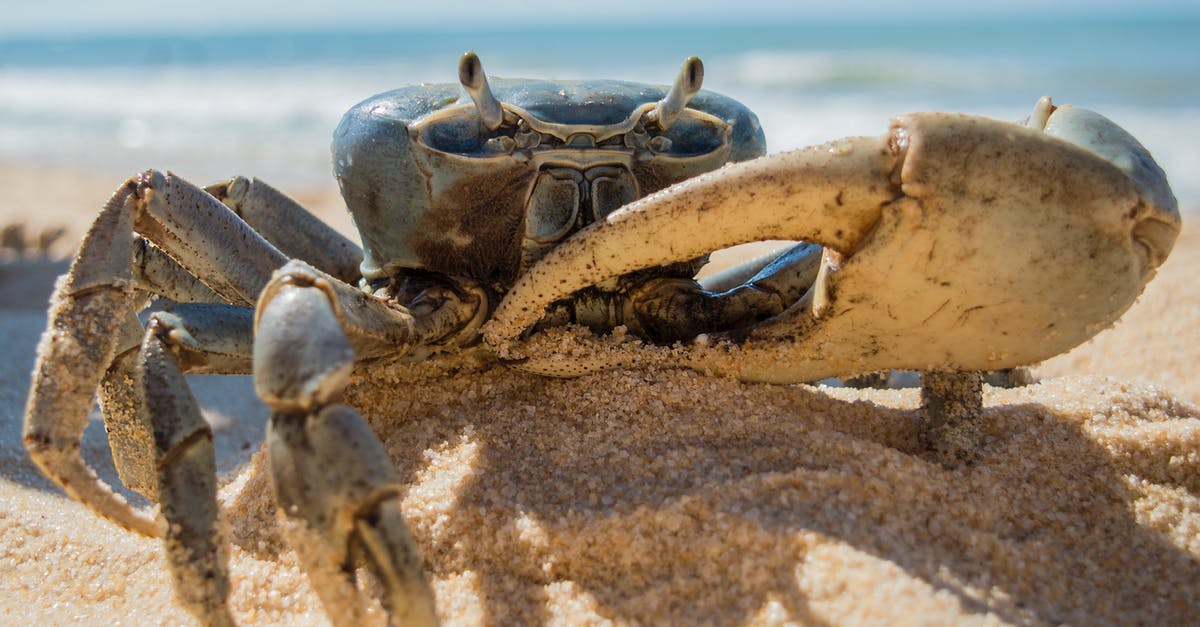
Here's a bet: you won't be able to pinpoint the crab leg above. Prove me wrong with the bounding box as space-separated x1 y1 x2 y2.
79 305 239 623
132 237 229 304
98 301 257 625
108 238 253 494
254 260 456 626
920 371 984 464
136 321 236 627
100 303 254 499
23 183 163 535
134 171 290 305
23 170 298 627
205 176 363 285
26 170 287 531
268 404 436 627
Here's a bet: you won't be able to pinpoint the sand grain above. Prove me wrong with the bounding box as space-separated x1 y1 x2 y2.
1 168 1197 625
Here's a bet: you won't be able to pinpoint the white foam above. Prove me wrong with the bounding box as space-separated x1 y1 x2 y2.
1 60 1196 210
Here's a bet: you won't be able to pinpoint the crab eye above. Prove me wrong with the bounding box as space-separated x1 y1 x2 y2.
645 113 728 157
645 56 704 130
422 111 488 153
629 56 728 158
419 107 525 156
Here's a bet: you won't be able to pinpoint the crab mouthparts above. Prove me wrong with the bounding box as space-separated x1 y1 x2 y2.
521 164 640 270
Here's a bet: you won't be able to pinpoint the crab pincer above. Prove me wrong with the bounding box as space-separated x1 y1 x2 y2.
487 99 1180 462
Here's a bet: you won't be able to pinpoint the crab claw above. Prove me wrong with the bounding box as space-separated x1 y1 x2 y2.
485 103 1180 382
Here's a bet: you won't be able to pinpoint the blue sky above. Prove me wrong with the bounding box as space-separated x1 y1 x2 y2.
4 0 1198 35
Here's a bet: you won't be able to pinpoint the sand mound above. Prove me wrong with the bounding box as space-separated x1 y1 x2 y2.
1 195 1196 624
2 339 1198 624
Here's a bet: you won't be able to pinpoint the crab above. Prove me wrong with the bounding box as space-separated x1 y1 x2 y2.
22 51 1178 626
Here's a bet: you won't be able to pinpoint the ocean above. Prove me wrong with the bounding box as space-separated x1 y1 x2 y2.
1 18 1198 208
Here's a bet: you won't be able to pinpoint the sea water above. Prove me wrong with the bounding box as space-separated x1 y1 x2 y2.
1 19 1197 208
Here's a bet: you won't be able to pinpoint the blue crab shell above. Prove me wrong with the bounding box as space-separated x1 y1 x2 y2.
332 78 766 293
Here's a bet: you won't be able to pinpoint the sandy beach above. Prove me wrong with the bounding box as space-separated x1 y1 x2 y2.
1 164 1197 625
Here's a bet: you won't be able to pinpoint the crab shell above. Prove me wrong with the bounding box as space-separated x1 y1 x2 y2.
485 104 1181 381
332 78 765 294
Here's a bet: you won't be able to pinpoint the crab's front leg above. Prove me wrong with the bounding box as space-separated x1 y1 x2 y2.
253 260 482 626
205 176 363 285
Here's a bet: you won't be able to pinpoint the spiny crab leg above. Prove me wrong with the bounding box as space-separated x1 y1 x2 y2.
25 170 292 538
486 102 1179 390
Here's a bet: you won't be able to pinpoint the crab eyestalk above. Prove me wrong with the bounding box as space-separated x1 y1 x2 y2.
647 56 705 129
458 51 506 131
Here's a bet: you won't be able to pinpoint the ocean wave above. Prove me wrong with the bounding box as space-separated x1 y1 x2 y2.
1 61 1196 209
718 50 1025 92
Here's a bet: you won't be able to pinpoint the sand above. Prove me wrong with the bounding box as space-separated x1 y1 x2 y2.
0 164 1197 625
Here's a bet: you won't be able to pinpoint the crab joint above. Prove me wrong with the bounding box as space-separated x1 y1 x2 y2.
254 271 356 414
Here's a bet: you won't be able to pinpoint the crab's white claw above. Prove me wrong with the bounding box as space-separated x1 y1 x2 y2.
1024 96 1056 131
727 109 1180 381
487 107 1180 383
1024 99 1178 266
485 133 899 344
1041 104 1180 265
